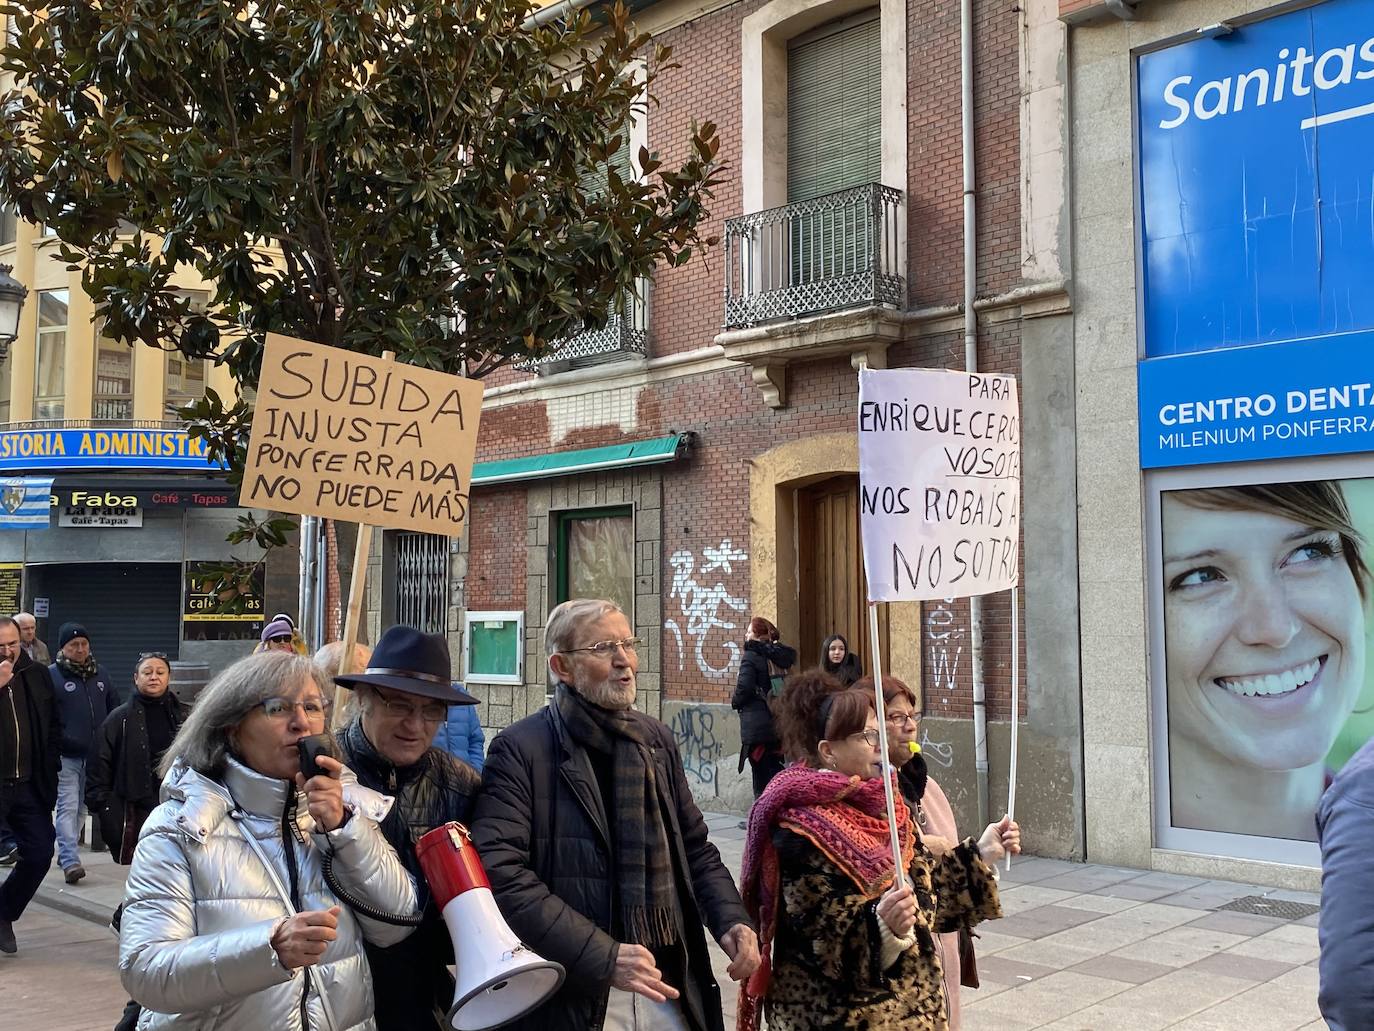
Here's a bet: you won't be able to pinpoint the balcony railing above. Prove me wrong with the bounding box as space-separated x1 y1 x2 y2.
723 183 904 330
525 280 650 372
0 418 184 431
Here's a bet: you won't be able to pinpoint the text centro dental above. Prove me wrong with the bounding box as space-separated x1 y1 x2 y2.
1157 36 1374 129
1159 385 1374 425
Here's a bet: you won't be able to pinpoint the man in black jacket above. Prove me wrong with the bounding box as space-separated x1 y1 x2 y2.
333 625 483 1031
472 599 759 1031
0 616 61 954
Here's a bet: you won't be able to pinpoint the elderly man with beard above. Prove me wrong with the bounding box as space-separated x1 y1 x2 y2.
472 599 759 1031
332 625 482 1031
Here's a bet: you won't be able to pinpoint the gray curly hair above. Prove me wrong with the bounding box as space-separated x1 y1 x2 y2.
160 651 332 780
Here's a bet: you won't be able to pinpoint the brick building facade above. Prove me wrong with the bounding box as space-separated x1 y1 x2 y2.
369 0 1081 855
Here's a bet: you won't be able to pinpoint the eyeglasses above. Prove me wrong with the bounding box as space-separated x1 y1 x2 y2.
885 712 918 728
257 697 330 721
267 635 293 645
373 695 448 724
848 730 882 747
563 638 642 658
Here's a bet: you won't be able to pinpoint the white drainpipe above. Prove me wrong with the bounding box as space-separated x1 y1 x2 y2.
960 0 990 829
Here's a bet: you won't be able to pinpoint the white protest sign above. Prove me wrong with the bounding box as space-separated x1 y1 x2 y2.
859 368 1020 602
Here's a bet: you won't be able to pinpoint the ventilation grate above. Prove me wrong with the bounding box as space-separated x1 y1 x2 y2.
1215 895 1319 920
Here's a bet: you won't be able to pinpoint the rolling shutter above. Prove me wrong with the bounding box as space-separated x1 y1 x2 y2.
787 15 882 204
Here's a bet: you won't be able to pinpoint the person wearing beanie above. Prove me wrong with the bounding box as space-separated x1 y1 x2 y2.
255 614 308 656
47 622 116 884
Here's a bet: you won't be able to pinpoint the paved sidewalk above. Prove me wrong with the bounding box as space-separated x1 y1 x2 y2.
26 815 1329 1031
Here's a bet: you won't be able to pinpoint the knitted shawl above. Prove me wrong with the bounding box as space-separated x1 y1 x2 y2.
737 763 915 1031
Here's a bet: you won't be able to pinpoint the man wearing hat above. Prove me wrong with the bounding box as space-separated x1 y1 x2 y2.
47 622 115 884
333 624 483 1031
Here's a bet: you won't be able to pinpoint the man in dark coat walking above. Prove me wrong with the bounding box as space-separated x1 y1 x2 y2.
334 625 483 1031
0 615 61 954
472 598 759 1031
48 622 116 884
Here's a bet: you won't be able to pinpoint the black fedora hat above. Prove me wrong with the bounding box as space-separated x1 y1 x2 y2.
334 625 478 705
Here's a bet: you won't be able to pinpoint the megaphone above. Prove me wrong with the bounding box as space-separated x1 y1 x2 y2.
415 822 566 1031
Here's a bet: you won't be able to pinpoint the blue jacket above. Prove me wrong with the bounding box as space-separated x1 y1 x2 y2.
48 661 117 758
1318 736 1374 1029
432 699 485 772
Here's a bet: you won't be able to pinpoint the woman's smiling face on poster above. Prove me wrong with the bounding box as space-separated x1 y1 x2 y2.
1163 496 1366 772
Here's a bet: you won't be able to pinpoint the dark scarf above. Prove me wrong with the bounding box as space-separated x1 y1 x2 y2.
56 653 99 680
556 682 676 948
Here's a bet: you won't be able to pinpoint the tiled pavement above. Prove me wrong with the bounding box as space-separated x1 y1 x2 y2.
22 814 1328 1031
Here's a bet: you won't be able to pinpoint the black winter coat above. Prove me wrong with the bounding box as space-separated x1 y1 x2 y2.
0 653 62 808
336 718 482 1031
471 698 751 1031
48 661 116 757
85 691 189 863
731 640 796 749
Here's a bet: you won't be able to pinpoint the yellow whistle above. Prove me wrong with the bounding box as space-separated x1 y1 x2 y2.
908 741 921 755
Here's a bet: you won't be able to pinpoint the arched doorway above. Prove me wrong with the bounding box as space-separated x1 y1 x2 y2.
796 474 889 672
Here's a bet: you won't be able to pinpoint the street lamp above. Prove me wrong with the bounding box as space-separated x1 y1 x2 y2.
0 264 27 360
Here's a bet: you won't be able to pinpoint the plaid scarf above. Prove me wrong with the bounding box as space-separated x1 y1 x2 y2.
556 682 677 948
737 763 914 1031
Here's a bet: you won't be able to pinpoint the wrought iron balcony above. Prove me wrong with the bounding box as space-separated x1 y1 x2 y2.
723 183 904 330
526 280 650 372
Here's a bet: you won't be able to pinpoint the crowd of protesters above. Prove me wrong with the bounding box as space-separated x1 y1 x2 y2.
0 595 1362 1029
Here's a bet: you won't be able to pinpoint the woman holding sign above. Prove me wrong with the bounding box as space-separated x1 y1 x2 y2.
1162 480 1371 842
737 672 1016 1031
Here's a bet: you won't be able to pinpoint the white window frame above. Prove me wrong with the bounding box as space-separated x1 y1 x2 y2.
463 610 525 686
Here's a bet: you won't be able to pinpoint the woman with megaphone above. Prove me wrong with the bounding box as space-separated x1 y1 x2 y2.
118 650 420 1031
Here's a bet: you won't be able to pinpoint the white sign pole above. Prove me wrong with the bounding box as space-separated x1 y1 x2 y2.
1006 585 1019 873
866 599 906 891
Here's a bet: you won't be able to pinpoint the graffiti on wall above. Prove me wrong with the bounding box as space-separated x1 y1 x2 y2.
669 706 724 795
925 598 964 695
664 539 749 678
920 727 955 769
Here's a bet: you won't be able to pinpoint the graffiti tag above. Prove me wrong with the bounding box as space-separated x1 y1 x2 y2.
664 539 749 678
926 598 964 693
670 706 723 794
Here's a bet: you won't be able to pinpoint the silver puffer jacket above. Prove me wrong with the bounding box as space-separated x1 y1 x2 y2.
119 756 419 1031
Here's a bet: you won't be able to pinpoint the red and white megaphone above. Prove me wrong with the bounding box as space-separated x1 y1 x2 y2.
416 822 566 1031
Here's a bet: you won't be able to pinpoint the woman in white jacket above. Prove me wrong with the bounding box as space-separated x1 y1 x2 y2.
119 651 419 1031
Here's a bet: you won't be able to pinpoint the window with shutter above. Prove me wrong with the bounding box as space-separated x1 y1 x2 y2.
787 15 881 204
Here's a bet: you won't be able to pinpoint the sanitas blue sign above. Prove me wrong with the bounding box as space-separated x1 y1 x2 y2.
1138 329 1374 468
0 427 222 472
1138 0 1374 357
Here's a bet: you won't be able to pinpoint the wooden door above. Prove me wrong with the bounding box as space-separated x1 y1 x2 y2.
796 475 889 675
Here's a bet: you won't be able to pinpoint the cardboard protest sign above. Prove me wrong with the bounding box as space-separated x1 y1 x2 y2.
858 368 1020 602
239 334 483 535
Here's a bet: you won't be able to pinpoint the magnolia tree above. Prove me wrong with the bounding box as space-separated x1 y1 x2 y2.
0 0 720 606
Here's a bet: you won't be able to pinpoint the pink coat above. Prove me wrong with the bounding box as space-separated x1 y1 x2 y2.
917 776 965 1030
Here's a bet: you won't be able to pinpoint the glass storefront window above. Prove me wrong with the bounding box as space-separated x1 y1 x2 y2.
1148 460 1374 866
555 507 634 618
35 289 68 421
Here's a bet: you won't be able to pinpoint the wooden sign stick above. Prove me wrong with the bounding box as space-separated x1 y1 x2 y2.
329 349 392 731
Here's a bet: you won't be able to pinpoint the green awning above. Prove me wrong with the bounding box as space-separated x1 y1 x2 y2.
471 433 692 487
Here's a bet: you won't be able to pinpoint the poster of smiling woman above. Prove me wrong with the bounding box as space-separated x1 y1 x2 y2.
1161 477 1374 842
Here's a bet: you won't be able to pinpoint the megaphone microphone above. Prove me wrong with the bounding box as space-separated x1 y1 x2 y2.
416 822 566 1031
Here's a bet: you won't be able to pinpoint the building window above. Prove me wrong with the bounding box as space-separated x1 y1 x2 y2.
554 507 634 617
0 351 11 424
162 290 210 413
389 531 449 635
786 14 881 204
0 205 15 247
35 289 68 421
93 334 134 420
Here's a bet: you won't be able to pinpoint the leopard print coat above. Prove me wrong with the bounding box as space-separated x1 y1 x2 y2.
763 828 1001 1030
